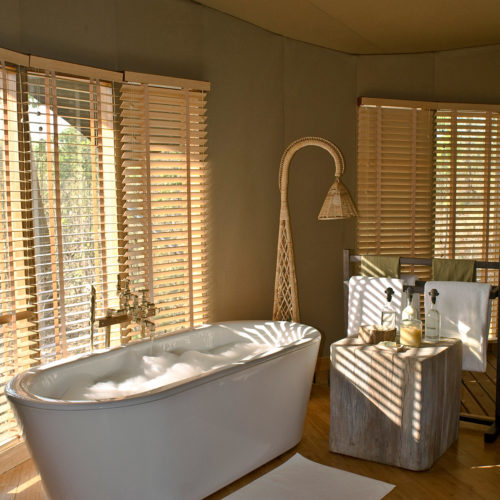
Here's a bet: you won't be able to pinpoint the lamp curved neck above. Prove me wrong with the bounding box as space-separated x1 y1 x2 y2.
278 136 345 199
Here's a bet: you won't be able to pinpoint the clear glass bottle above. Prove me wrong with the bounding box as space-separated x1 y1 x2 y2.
401 286 416 321
381 287 397 329
425 289 441 342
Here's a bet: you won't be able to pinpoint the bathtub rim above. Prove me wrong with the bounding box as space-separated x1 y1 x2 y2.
6 320 321 411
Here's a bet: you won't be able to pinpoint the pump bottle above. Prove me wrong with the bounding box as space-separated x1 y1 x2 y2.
400 286 423 347
425 289 441 342
381 287 397 329
401 286 416 321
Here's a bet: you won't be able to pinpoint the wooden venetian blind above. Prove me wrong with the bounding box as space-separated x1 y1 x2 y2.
0 51 211 447
0 58 124 445
26 66 123 360
357 100 434 277
434 109 500 261
0 59 37 444
357 97 500 337
119 73 209 337
434 109 500 335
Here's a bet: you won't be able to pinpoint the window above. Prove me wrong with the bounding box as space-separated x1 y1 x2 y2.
0 52 209 446
357 97 500 333
357 101 434 273
119 74 209 338
434 109 500 278
27 69 120 361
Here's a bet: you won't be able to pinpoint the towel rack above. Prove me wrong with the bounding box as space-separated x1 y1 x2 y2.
343 249 500 443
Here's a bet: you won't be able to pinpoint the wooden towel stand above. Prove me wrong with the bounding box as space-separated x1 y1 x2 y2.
343 249 500 443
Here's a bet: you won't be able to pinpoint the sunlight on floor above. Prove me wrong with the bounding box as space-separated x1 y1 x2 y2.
8 474 41 494
470 464 500 469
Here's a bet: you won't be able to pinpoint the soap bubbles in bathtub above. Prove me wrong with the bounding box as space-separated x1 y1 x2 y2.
73 342 270 401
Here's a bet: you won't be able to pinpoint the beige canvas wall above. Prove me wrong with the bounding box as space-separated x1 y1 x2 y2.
2 0 500 355
357 45 500 103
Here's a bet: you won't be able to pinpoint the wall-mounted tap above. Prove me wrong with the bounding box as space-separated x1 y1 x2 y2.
141 289 156 316
117 277 132 314
138 289 156 339
93 277 157 347
130 294 139 322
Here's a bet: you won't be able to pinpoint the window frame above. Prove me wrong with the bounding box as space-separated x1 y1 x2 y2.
0 50 210 452
356 96 500 337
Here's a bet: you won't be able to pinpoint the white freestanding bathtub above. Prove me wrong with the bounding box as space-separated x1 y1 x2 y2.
6 320 320 500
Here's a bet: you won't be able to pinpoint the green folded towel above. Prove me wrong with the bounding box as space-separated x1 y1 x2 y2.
360 255 400 278
431 258 476 281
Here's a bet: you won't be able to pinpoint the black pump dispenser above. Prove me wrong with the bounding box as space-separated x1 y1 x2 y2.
429 288 439 304
381 287 396 328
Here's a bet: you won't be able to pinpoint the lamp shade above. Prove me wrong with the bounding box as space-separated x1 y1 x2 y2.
318 178 358 220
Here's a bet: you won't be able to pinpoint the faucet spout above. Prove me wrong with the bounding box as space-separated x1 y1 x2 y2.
93 279 157 348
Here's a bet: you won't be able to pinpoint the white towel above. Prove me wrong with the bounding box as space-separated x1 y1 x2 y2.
347 276 404 337
423 281 491 372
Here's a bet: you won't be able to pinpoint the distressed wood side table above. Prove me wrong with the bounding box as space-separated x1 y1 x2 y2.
329 337 462 471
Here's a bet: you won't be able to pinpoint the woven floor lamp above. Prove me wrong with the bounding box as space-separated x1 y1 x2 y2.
272 137 358 322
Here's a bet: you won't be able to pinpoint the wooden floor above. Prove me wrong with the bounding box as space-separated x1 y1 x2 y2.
2 382 499 500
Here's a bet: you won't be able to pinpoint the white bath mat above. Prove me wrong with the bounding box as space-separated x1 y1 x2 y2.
223 453 395 500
